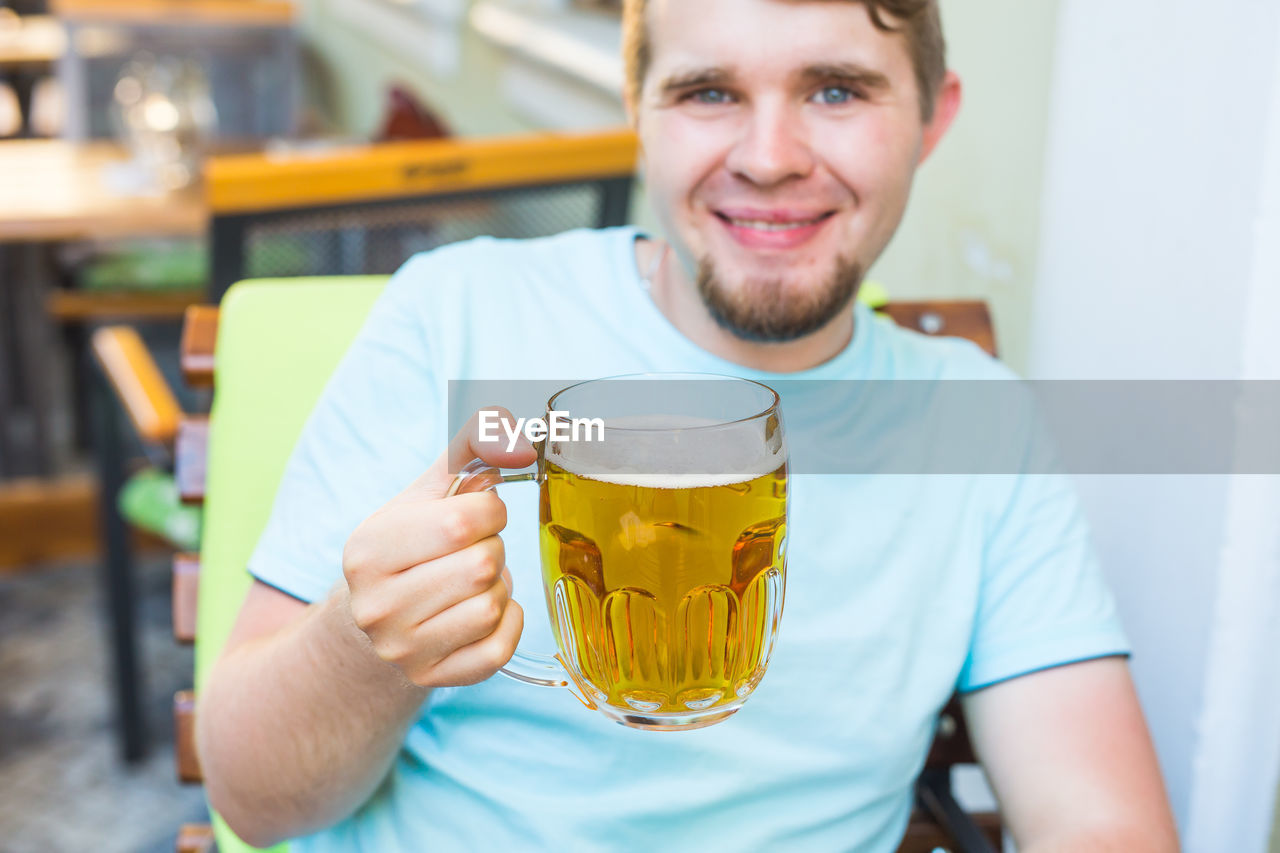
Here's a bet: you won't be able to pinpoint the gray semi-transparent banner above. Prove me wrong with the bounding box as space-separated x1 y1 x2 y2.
448 380 1280 475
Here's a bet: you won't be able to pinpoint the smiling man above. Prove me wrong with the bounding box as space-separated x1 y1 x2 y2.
196 1 1179 851
629 0 956 372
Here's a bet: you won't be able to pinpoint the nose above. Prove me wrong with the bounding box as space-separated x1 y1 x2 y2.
724 101 816 187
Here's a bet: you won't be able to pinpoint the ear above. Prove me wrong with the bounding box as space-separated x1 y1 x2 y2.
919 70 962 165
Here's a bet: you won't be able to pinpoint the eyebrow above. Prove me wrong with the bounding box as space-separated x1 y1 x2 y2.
656 67 735 96
798 62 892 91
655 62 893 97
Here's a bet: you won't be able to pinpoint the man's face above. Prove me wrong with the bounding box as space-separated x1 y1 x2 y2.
634 0 938 342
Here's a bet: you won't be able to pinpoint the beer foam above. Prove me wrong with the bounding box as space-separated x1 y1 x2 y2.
588 413 725 430
548 463 779 489
547 414 784 488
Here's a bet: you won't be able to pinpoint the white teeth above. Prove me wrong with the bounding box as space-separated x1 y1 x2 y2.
727 217 822 231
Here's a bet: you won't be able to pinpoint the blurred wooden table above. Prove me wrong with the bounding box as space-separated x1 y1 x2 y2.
0 140 206 241
0 139 205 477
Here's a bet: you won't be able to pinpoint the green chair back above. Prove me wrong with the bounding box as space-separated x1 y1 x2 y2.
196 276 389 853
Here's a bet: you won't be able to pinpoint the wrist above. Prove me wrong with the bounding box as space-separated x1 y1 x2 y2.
319 579 431 703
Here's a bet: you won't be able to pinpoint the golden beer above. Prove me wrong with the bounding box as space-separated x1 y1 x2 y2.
539 458 788 722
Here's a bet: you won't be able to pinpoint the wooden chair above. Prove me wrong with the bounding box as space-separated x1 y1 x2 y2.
88 322 193 764
170 284 1001 853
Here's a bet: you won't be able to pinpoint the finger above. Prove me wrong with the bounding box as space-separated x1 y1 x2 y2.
416 600 525 687
399 536 508 627
344 492 506 579
406 407 539 501
409 572 513 663
347 535 506 633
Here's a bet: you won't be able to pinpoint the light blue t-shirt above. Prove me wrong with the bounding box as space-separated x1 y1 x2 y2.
249 227 1128 852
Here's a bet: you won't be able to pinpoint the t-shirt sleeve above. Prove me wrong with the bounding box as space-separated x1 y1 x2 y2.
247 256 444 603
957 467 1131 693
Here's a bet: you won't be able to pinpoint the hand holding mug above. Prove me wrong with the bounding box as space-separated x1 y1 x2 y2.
341 409 533 688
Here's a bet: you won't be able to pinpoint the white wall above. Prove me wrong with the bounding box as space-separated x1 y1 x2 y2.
1185 3 1280 845
301 0 537 137
1031 0 1280 847
872 1 1062 374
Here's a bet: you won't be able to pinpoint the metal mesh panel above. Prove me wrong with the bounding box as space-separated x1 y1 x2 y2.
242 182 603 280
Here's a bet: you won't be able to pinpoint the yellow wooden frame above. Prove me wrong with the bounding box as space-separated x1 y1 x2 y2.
50 0 294 25
90 326 183 446
206 128 639 215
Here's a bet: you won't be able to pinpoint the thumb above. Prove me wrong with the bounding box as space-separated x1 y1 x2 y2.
409 407 538 500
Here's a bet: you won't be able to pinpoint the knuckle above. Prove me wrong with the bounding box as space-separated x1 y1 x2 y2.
470 544 502 588
482 492 508 531
488 534 507 567
342 537 372 579
484 638 514 672
349 597 381 631
372 635 409 665
371 636 395 662
436 506 476 550
475 593 504 632
506 599 524 624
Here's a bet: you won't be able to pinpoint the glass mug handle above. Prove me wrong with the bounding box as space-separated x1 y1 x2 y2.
445 458 595 707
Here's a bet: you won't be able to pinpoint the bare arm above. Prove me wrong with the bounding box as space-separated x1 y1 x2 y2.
198 581 430 847
196 413 534 848
962 657 1179 852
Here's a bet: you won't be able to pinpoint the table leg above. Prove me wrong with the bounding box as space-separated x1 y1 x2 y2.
0 245 18 478
91 366 148 763
12 67 37 139
12 242 55 474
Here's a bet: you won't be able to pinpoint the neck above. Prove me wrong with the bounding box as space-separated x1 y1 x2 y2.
636 238 855 373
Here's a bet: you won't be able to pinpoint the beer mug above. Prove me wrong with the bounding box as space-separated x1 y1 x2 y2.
448 374 788 731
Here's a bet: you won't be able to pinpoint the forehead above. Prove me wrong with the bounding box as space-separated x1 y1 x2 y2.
644 0 913 83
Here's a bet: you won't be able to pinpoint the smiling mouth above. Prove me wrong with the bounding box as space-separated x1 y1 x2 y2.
714 211 835 231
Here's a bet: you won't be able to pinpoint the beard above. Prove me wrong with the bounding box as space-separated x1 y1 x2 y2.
695 253 864 343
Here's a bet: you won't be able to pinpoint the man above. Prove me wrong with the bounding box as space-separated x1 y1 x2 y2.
198 1 1179 850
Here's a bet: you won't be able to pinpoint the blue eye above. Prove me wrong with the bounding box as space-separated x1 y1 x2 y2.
690 88 733 105
815 86 857 105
